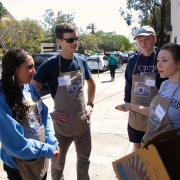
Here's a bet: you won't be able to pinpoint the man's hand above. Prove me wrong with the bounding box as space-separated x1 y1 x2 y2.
51 111 68 124
85 105 93 119
53 146 59 158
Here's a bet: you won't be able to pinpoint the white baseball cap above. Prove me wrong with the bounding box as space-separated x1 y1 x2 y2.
134 25 156 40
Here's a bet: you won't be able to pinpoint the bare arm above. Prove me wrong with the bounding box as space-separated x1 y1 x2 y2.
86 76 96 104
115 103 150 116
85 76 96 118
31 79 43 91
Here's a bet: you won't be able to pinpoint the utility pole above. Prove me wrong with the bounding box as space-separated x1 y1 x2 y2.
97 57 100 77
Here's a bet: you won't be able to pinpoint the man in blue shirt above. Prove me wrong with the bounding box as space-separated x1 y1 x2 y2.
31 22 96 180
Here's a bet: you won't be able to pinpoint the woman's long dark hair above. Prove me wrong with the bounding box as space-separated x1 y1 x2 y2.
1 49 31 120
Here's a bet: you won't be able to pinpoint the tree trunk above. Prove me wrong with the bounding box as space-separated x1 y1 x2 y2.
0 37 7 53
158 2 166 48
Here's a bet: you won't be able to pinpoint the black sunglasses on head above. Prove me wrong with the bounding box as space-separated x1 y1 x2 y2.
62 37 79 43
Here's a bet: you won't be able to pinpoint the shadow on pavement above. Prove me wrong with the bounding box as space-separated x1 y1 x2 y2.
90 70 108 74
39 86 50 97
101 80 112 83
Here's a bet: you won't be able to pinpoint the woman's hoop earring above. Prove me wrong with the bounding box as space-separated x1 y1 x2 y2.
10 75 16 86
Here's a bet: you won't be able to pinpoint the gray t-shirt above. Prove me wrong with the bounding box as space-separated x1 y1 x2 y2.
158 79 180 129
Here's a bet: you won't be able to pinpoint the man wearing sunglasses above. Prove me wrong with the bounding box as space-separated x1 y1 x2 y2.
31 22 96 180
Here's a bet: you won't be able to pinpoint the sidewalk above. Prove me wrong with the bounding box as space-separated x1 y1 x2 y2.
0 65 133 180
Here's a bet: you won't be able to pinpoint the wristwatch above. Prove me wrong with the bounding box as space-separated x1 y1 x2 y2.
87 102 94 108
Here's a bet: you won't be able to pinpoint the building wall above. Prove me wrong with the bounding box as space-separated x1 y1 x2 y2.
170 0 180 44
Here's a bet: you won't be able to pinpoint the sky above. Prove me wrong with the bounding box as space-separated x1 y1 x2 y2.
1 0 139 42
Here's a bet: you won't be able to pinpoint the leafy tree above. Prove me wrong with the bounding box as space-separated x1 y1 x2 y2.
42 9 75 42
86 23 97 34
0 18 45 53
78 34 101 54
0 2 7 21
95 30 132 52
119 0 170 48
19 18 45 53
120 43 125 52
0 2 8 53
0 18 22 49
56 11 75 24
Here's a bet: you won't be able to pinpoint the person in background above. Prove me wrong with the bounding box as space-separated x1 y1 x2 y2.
31 22 96 180
0 49 59 180
108 53 118 81
116 43 180 147
124 25 167 151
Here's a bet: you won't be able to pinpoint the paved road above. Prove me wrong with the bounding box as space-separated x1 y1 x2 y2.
0 64 133 180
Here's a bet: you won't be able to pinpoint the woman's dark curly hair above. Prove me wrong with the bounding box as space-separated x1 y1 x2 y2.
1 49 31 121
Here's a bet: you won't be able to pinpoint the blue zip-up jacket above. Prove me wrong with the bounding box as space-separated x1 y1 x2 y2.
124 47 167 103
0 83 58 169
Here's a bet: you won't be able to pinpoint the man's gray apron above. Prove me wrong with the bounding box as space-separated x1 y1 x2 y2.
54 56 89 137
142 80 179 147
15 93 48 180
129 52 158 132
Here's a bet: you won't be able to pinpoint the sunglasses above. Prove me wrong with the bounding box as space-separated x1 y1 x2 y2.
62 37 79 43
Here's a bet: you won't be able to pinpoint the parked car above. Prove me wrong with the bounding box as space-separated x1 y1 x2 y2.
118 55 124 65
95 53 104 56
74 53 86 59
33 53 58 71
87 55 108 72
121 53 129 63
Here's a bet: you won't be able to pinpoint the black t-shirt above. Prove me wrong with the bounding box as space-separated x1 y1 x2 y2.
33 54 91 99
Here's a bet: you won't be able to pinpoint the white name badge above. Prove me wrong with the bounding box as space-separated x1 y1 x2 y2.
145 79 156 87
155 104 165 121
37 99 43 114
58 76 71 86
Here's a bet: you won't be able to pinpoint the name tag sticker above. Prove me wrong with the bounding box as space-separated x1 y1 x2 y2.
58 76 71 86
37 99 43 114
155 104 165 121
145 79 156 87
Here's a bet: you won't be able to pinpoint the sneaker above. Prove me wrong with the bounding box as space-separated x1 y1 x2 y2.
111 77 113 81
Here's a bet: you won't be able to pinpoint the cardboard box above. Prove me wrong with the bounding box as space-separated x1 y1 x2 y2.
112 128 180 180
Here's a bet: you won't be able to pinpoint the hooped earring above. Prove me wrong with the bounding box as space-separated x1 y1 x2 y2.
11 75 16 85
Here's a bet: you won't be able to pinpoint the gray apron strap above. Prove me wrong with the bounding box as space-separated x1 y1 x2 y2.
16 156 49 180
142 81 180 147
15 86 48 179
53 55 89 137
59 55 84 86
129 50 158 131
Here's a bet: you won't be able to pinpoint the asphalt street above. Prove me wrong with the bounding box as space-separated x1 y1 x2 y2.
0 64 133 180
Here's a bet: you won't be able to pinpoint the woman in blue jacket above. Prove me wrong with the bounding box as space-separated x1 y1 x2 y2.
0 49 59 180
108 53 118 81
